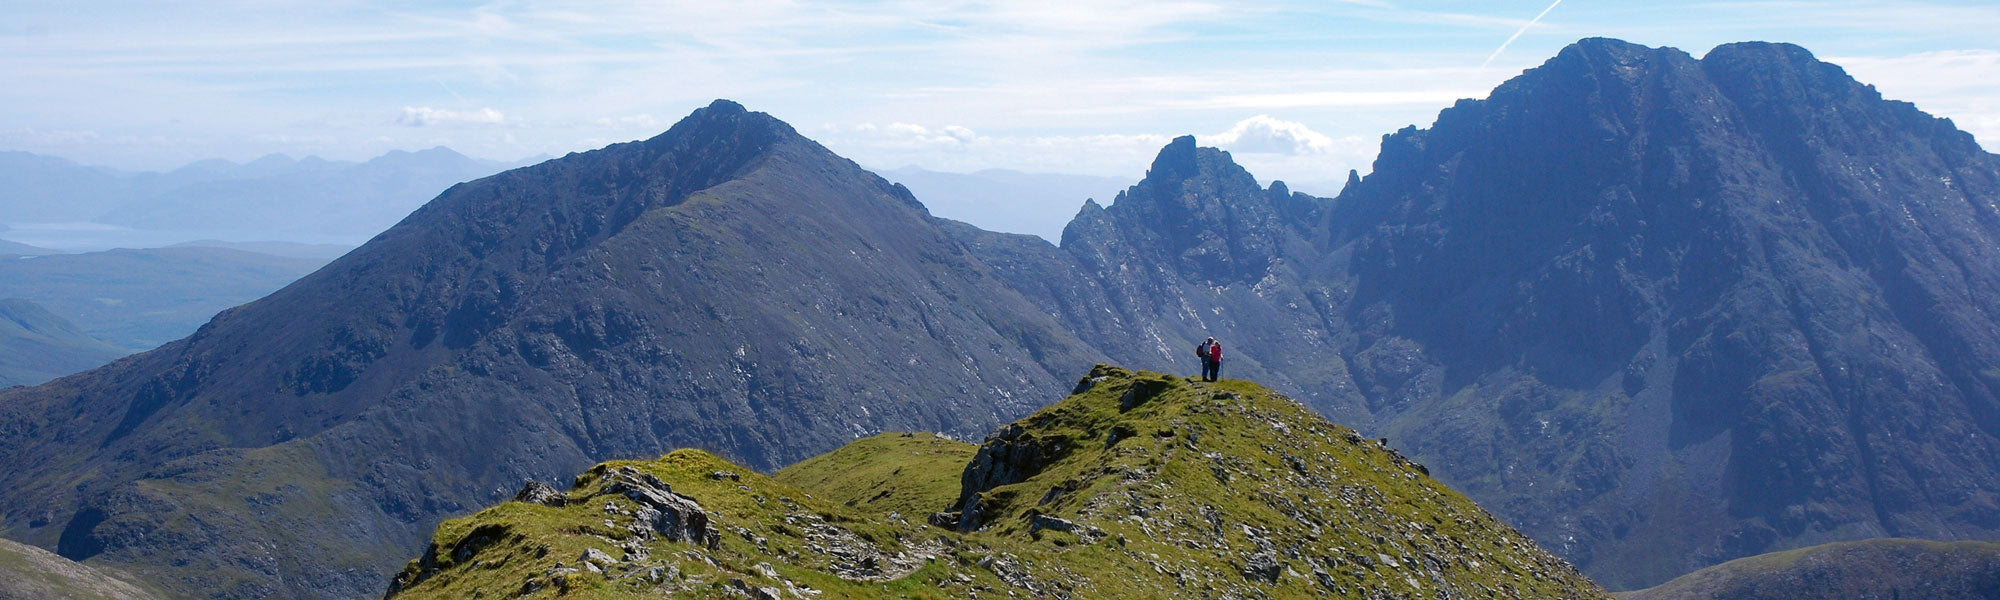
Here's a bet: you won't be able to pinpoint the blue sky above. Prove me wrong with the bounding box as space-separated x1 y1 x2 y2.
4 0 1998 194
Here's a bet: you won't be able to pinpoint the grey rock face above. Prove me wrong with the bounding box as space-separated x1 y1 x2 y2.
592 466 719 550
514 480 565 507
949 38 2000 591
954 423 1074 531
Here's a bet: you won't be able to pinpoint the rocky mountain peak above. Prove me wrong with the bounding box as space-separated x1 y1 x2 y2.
1060 136 1299 284
636 99 799 161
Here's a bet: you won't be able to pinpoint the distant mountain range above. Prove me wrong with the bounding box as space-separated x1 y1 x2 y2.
1 37 1998 600
0 148 539 249
0 247 332 351
166 240 354 260
0 238 60 256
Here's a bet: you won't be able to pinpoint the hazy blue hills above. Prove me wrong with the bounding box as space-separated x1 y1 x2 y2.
166 240 355 260
0 147 532 250
0 299 128 389
95 147 526 240
0 247 331 351
0 151 144 223
0 238 60 256
880 165 1130 241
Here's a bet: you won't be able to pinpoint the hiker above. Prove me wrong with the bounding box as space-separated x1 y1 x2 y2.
1196 337 1223 382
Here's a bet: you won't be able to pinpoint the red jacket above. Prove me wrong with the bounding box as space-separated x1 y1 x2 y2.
1203 342 1222 361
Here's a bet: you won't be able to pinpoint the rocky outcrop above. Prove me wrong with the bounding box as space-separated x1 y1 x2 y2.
952 422 1075 531
590 466 720 550
513 480 565 507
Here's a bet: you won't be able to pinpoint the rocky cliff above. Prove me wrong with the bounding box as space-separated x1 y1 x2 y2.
952 38 2000 589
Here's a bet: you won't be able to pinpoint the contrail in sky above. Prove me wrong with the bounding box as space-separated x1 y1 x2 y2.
1482 0 1566 68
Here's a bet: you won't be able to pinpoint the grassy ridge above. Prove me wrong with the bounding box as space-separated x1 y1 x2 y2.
386 366 1608 599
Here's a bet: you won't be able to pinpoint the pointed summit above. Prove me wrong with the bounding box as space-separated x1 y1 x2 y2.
1144 135 1200 182
0 100 1099 599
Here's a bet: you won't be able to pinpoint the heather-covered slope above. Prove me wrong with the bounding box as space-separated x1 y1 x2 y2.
384 366 1605 599
0 100 1099 599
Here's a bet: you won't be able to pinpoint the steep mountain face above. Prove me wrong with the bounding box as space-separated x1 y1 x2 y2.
949 136 1367 425
1327 39 2000 588
1620 539 2000 600
0 100 1099 599
0 299 129 388
384 366 1606 599
950 38 2000 589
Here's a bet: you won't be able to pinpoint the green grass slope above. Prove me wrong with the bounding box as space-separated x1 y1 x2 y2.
1618 538 2000 600
0 538 164 600
0 298 129 388
774 432 976 521
385 366 1607 599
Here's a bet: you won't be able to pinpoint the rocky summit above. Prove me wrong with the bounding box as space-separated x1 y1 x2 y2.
384 366 1606 599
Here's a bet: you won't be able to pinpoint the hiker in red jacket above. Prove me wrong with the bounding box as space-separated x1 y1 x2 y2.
1196 337 1223 382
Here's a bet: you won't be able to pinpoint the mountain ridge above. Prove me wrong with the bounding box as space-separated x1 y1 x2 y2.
0 99 1102 599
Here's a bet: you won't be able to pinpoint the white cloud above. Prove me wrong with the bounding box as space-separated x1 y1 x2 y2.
398 106 507 127
1207 115 1335 155
1834 49 2000 148
822 122 1170 177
